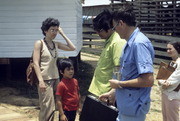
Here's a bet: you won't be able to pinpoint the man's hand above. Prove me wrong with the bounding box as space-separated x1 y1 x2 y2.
99 92 109 103
99 89 116 105
109 79 120 89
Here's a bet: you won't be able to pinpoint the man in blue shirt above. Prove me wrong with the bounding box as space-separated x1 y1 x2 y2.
99 5 155 121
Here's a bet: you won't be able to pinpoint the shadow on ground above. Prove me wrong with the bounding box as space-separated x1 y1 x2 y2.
75 60 96 96
0 59 96 106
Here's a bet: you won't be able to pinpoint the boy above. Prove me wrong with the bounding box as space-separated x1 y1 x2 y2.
56 58 80 121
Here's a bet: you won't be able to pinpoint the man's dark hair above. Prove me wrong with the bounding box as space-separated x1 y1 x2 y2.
93 9 113 32
58 58 73 73
112 4 136 26
41 17 60 36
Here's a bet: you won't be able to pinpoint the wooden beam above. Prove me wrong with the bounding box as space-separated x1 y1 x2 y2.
83 34 100 40
82 47 102 55
146 34 180 42
154 58 170 65
83 41 104 46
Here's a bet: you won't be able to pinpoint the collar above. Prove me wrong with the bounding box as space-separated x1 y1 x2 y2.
62 78 73 82
126 27 140 47
104 31 117 47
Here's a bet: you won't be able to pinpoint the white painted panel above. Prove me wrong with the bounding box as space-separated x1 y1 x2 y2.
0 16 77 23
0 28 77 35
0 5 75 11
0 22 77 29
0 0 75 6
0 35 77 41
0 0 82 58
0 52 31 58
75 0 83 53
0 47 33 52
0 51 78 58
0 10 76 17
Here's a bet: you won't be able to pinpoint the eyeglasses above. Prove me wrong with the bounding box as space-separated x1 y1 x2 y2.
96 28 103 33
50 29 58 33
112 22 119 31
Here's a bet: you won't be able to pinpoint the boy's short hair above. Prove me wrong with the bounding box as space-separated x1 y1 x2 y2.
58 58 73 73
41 17 60 36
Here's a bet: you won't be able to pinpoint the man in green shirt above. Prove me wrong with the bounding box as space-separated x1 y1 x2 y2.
88 9 126 104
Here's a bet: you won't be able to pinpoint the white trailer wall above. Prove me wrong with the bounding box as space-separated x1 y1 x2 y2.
0 0 82 58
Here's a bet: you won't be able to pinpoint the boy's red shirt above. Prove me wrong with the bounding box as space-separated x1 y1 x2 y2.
56 78 79 111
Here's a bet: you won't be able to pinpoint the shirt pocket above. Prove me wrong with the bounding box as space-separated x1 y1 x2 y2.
122 61 136 79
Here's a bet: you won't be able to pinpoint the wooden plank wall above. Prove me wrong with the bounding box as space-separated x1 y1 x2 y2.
133 0 180 37
83 0 180 64
110 0 180 37
82 27 179 64
146 34 179 64
82 25 102 54
0 0 82 58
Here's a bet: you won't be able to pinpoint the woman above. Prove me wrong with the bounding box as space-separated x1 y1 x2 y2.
158 41 180 121
33 17 76 121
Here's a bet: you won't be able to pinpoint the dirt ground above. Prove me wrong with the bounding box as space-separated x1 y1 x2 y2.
0 52 163 121
0 52 99 121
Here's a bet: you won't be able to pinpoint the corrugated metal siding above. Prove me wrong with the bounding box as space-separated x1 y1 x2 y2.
0 0 82 58
76 0 83 56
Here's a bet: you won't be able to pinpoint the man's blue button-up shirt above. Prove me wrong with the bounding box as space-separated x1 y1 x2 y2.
116 28 155 116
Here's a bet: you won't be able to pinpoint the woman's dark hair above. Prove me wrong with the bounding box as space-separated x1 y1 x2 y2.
41 17 60 36
112 4 136 26
58 58 73 73
93 9 113 32
169 41 180 54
